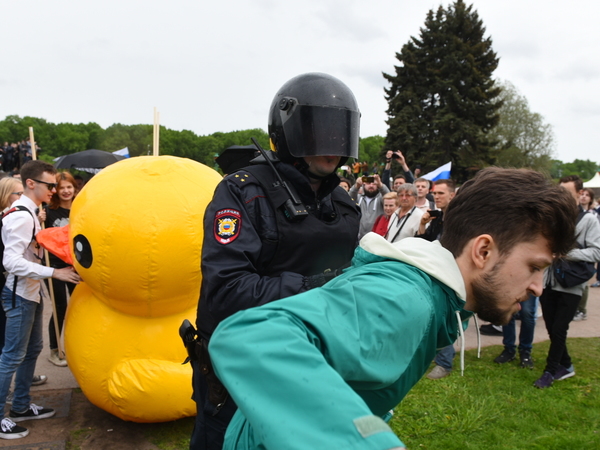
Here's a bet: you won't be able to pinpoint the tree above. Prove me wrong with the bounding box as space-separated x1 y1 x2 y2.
359 135 385 164
383 0 501 182
490 81 555 173
551 159 599 181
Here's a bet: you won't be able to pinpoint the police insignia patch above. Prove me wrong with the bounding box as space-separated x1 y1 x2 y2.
214 209 241 244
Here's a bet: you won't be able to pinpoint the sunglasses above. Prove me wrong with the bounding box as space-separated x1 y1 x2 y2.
11 191 23 197
32 179 58 190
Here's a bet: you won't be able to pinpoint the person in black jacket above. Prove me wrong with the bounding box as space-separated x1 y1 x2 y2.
416 179 455 242
415 179 457 380
190 73 361 450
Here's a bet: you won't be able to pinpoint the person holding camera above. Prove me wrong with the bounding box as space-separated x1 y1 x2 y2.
415 179 457 380
349 174 389 240
381 150 415 190
417 179 455 243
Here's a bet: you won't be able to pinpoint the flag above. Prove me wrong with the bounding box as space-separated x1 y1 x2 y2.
422 162 451 181
113 147 130 158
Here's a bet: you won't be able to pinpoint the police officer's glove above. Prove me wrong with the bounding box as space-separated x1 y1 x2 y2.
304 265 348 290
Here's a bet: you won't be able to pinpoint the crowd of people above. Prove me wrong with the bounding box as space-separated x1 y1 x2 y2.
0 141 41 174
0 72 599 448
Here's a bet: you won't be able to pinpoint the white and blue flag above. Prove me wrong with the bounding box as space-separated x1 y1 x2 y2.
422 162 451 181
113 147 130 158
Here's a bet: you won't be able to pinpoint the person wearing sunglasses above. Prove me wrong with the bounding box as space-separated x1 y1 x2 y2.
0 161 81 440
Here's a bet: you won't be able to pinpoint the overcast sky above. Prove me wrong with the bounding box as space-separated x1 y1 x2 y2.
2 0 599 164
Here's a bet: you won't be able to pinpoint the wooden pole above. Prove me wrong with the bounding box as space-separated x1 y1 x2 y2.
28 127 37 160
30 127 66 360
153 107 160 156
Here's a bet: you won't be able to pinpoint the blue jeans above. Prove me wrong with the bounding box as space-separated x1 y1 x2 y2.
434 344 456 371
502 294 536 354
0 287 44 418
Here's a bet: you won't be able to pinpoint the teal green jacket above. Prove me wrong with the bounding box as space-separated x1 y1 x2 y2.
211 234 469 449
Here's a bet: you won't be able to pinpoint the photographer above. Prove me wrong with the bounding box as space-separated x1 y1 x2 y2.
381 150 415 190
349 174 389 239
416 179 455 242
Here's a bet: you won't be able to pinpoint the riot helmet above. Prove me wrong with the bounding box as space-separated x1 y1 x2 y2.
268 73 360 166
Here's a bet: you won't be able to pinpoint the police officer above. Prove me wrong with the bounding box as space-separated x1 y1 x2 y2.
190 73 361 450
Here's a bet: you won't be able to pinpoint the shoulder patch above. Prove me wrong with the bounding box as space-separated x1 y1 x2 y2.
228 171 257 188
214 209 241 244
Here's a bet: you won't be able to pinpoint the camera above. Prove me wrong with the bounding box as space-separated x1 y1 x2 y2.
429 209 442 218
361 176 375 183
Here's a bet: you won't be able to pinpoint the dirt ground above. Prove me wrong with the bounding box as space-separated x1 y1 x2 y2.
0 283 599 449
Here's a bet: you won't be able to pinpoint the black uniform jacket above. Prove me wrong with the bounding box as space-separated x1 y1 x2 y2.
196 161 360 339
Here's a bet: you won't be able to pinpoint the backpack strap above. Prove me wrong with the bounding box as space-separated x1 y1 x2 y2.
2 206 36 308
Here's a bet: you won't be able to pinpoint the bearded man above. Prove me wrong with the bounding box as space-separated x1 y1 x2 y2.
208 168 576 450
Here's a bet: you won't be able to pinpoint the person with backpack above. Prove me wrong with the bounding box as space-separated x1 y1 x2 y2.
534 175 600 389
0 161 81 440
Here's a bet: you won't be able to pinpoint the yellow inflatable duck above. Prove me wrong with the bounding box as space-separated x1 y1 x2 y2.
64 155 222 422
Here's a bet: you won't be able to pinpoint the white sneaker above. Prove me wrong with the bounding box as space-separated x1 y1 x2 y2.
48 350 67 367
0 418 29 439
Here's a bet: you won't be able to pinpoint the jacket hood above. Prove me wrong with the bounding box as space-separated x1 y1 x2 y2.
357 232 467 301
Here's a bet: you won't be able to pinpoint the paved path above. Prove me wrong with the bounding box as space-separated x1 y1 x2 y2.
1 282 599 448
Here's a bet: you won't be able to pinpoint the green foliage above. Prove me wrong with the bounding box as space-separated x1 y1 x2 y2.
1 115 400 171
391 338 600 449
490 80 555 173
0 115 271 168
551 158 599 181
383 0 502 182
359 135 385 164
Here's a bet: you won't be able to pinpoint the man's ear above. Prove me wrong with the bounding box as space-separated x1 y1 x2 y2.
24 178 35 190
470 234 496 270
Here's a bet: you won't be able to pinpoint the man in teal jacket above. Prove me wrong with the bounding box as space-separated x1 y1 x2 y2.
209 168 577 450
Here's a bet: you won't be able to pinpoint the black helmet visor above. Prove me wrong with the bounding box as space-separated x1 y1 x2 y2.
280 105 360 159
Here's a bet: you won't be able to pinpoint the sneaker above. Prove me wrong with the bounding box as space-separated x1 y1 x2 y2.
533 371 554 389
48 350 67 367
572 311 587 321
9 404 55 422
0 418 29 439
554 365 575 381
591 281 600 288
494 349 516 364
31 374 48 386
519 353 534 369
479 324 503 336
426 365 451 380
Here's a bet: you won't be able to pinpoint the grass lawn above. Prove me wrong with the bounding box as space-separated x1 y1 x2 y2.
390 337 600 449
145 338 600 449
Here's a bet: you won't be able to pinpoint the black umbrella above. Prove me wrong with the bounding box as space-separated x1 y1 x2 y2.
54 149 126 174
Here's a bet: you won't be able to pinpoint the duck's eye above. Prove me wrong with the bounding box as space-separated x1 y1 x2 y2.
74 234 93 268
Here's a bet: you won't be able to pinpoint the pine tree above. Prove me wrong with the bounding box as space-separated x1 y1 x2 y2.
383 0 502 182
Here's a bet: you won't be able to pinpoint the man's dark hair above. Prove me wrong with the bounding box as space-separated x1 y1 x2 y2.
20 160 57 188
393 174 406 182
441 167 577 258
559 175 583 192
434 178 456 193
